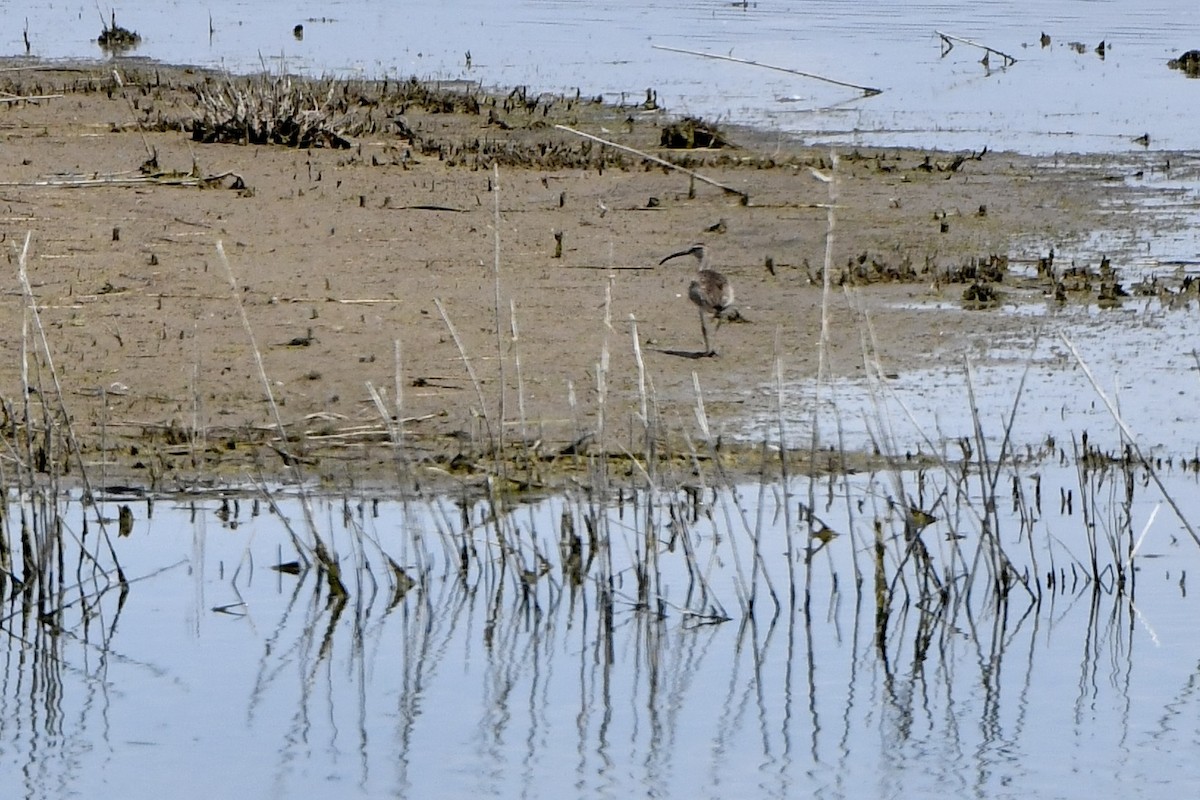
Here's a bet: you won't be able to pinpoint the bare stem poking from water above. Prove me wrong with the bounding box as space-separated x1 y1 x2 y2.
15 232 124 587
490 163 507 461
554 124 750 203
652 44 883 96
216 242 336 585
1060 332 1200 550
935 31 1019 66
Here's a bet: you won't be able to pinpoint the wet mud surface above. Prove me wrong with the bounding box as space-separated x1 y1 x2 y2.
0 62 1180 491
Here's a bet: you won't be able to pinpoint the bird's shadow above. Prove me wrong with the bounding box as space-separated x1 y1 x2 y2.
651 348 717 360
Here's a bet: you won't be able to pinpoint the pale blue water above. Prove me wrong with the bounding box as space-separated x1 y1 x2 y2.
4 475 1200 800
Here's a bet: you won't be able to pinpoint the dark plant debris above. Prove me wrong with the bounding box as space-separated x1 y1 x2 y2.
1168 50 1200 77
97 11 141 52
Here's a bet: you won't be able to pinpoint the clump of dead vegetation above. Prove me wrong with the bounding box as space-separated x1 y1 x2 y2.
1168 49 1200 76
190 72 361 148
811 251 1009 290
96 10 140 52
660 116 731 149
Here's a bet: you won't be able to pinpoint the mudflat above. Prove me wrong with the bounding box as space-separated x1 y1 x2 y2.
0 62 1157 489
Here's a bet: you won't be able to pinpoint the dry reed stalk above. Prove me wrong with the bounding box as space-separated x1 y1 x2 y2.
962 356 1030 600
554 124 749 202
111 69 157 163
935 31 1019 66
685 373 746 617
0 93 64 104
510 300 529 455
215 242 288 447
15 233 125 587
433 298 494 452
215 242 339 589
799 158 841 603
668 329 756 604
771 325 798 605
0 169 245 189
393 338 405 451
1069 434 1101 582
490 164 507 462
653 44 883 95
630 315 648 429
593 279 614 489
1061 332 1200 549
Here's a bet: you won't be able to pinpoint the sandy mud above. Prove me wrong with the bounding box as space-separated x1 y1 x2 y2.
0 63 1167 490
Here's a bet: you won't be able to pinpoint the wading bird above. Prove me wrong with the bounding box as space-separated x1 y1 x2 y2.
659 243 734 357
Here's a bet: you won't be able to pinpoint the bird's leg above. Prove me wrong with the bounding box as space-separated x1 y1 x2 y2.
699 308 716 356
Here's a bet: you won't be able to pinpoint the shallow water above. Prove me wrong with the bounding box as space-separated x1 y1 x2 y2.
766 294 1200 457
4 469 1200 799
5 0 1200 155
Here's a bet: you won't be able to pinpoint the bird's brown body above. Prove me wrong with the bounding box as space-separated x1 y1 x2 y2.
660 243 734 356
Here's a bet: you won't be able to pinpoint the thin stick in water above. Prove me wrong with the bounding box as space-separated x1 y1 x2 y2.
653 44 883 96
935 31 1018 66
1061 332 1200 549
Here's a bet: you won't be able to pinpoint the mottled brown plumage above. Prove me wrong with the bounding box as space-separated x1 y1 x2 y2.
659 243 734 356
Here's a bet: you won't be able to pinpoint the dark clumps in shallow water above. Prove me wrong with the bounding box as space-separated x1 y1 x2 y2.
1168 50 1200 76
97 12 141 52
943 253 1008 284
962 280 1001 308
823 251 1009 291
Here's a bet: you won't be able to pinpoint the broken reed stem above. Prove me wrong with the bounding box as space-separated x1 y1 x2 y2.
688 374 748 617
216 242 288 447
653 44 883 96
393 338 405 454
491 163 507 460
963 357 1015 595
510 300 529 452
629 314 661 490
935 31 1019 66
216 242 330 580
800 154 840 600
594 278 613 486
554 124 750 203
433 297 494 450
630 315 648 426
772 326 795 605
15 232 125 586
0 94 64 104
0 170 246 189
1061 332 1200 550
18 236 33 490
111 68 157 162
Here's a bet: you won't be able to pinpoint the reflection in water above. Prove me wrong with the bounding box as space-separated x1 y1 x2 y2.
1 452 1199 797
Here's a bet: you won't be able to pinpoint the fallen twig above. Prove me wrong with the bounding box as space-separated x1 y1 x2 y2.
653 44 882 96
561 264 657 271
554 124 749 203
936 31 1018 66
0 93 64 103
0 170 245 189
